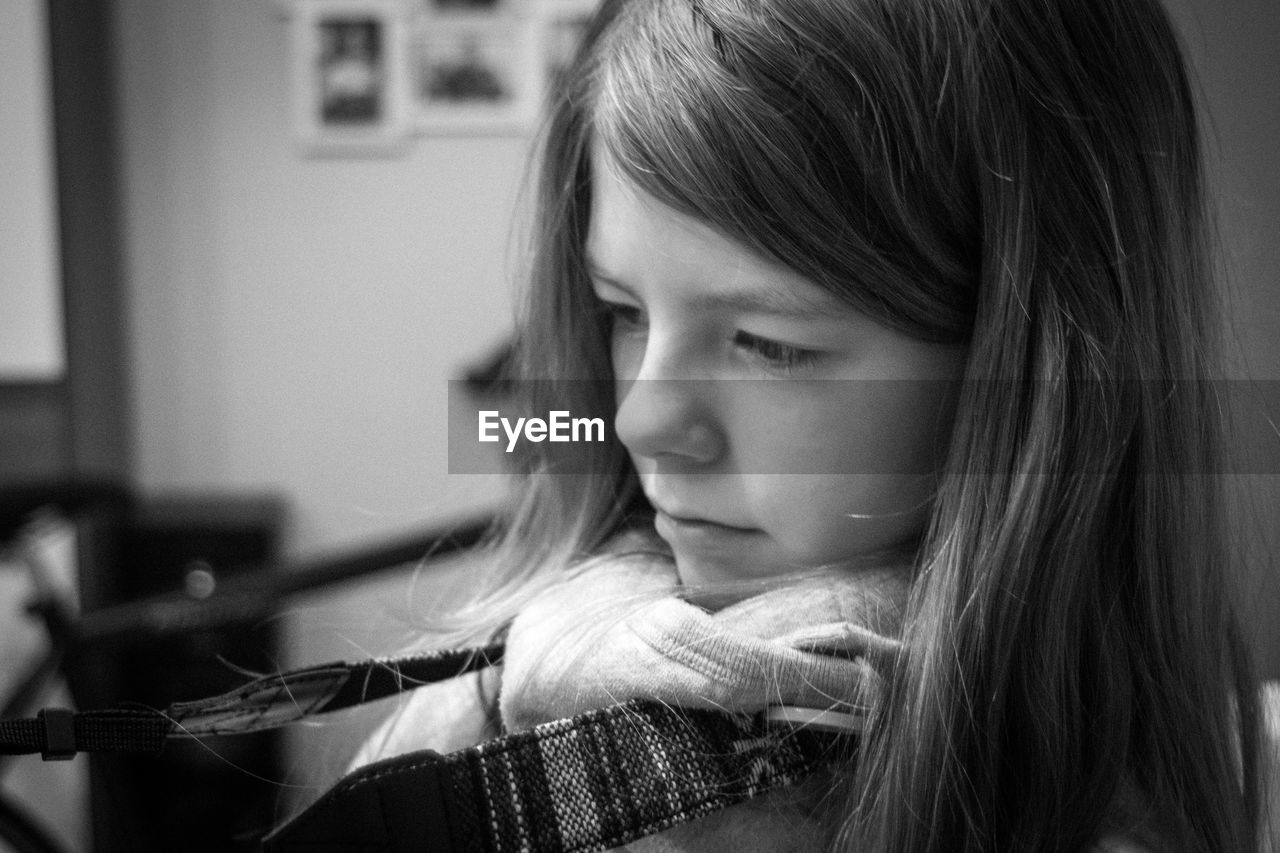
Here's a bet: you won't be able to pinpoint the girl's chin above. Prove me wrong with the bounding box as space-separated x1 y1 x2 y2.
673 545 919 590
671 551 792 589
673 554 744 587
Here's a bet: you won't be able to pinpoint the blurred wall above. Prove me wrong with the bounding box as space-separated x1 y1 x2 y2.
114 0 513 559
0 0 64 382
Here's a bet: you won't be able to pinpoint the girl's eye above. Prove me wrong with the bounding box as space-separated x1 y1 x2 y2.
733 331 820 373
599 299 645 331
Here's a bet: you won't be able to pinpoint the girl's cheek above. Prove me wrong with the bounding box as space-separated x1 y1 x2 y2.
611 333 645 382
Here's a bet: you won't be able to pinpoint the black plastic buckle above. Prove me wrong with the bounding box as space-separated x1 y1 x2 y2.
37 707 76 761
263 749 458 852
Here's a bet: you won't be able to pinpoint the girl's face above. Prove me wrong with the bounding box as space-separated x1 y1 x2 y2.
587 153 966 585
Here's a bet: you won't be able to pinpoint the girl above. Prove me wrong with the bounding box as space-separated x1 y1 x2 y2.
354 0 1271 849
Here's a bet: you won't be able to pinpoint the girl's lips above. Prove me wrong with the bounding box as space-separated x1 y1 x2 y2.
653 508 761 551
647 496 754 532
658 510 752 531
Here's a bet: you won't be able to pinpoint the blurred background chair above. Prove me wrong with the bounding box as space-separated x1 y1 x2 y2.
0 480 491 852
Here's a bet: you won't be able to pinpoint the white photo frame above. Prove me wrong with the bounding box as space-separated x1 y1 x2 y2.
291 0 411 156
408 10 541 134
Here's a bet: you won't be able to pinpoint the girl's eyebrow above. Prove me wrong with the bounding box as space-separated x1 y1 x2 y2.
585 258 846 323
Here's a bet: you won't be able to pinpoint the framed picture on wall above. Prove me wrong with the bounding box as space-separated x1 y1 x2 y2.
291 0 411 155
408 1 541 134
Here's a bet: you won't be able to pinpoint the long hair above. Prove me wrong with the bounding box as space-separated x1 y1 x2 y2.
464 0 1262 848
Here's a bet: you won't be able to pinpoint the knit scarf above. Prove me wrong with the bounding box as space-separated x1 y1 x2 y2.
499 549 911 734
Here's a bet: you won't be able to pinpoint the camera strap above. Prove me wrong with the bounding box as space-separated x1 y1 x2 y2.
0 645 856 852
0 645 504 759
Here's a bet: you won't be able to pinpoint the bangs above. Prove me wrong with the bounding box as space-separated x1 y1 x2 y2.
589 0 976 343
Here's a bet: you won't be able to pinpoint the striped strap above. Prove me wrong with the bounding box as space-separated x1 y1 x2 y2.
264 699 852 853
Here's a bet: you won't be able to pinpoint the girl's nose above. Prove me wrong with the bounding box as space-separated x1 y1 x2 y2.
614 369 723 467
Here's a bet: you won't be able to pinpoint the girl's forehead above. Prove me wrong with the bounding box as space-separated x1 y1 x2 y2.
586 150 711 262
586 147 839 313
